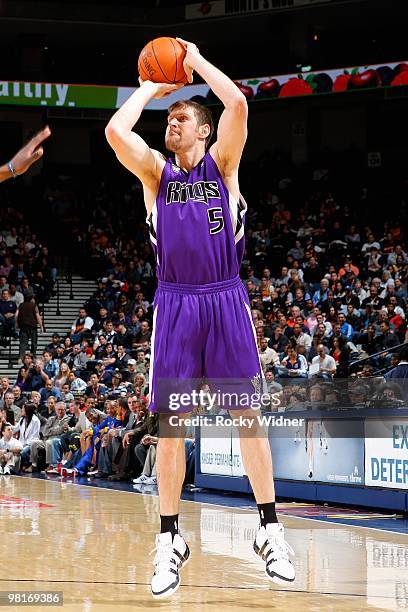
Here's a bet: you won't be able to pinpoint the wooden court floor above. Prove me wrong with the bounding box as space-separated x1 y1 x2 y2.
0 476 407 611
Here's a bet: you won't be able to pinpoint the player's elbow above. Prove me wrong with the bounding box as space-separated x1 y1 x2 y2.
105 122 124 148
230 92 248 115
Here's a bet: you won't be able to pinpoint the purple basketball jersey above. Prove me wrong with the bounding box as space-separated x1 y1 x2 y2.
148 151 247 284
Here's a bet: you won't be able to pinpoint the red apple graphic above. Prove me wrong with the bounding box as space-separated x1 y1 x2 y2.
349 69 380 88
392 71 408 86
257 79 280 97
333 73 351 92
394 63 408 75
279 77 313 98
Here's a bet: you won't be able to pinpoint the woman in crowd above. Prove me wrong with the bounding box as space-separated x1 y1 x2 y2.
13 402 41 470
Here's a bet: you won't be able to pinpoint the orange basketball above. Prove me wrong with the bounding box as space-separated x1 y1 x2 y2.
138 37 188 85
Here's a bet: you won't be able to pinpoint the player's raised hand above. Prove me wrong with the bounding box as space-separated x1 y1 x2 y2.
10 126 51 175
138 77 184 98
176 38 199 83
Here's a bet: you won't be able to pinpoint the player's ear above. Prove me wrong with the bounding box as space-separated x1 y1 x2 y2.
199 124 211 140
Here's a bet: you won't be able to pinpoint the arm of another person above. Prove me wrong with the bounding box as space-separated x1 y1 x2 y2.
35 306 44 334
105 81 182 215
0 127 51 183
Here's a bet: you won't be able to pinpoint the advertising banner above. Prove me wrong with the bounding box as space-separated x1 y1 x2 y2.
365 419 408 489
312 419 365 485
199 424 233 476
185 0 334 21
1 59 407 111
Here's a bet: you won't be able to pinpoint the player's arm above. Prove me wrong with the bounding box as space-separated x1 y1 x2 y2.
177 39 248 176
0 126 51 183
105 81 182 202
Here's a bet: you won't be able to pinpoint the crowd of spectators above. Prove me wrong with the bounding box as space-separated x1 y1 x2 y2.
0 204 57 354
1 152 408 478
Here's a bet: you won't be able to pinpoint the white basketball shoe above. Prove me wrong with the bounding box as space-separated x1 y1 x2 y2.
253 522 295 584
150 532 190 599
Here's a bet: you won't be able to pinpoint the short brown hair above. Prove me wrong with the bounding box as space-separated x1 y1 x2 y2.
168 99 214 147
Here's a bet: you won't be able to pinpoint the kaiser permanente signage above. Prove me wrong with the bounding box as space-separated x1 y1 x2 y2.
1 59 407 111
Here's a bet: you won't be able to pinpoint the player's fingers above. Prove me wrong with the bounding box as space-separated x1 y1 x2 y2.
185 66 194 84
30 147 44 163
30 126 51 148
176 37 188 48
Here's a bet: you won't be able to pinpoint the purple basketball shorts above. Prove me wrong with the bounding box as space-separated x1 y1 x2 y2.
148 276 263 413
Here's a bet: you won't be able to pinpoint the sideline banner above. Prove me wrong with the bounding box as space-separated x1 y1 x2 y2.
365 419 408 489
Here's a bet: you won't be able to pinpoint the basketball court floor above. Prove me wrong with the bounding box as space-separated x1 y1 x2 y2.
1 474 407 611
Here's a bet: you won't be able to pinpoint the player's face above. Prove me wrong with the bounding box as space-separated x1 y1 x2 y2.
165 107 199 152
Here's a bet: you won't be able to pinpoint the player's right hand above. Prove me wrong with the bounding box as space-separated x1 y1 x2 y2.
138 78 183 98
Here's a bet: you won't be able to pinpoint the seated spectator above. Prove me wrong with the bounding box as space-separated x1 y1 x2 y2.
42 350 59 380
290 323 311 357
28 402 70 473
135 350 148 375
115 344 130 371
0 422 23 474
66 343 89 374
331 336 350 377
12 385 26 409
311 344 337 379
70 307 94 344
277 345 309 378
0 390 21 424
115 323 135 349
46 332 63 356
39 379 61 408
268 325 289 355
133 321 151 347
26 358 50 391
307 384 327 408
54 362 71 389
374 321 399 353
60 383 75 403
313 279 330 306
101 343 117 370
338 313 354 340
0 289 18 338
13 403 41 469
259 337 280 372
40 395 58 419
67 371 88 395
85 373 108 399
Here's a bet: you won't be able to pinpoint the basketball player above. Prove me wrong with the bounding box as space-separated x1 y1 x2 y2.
106 38 295 599
0 126 51 183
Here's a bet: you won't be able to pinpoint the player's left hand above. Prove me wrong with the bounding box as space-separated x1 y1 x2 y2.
138 77 184 98
176 37 199 84
11 126 51 175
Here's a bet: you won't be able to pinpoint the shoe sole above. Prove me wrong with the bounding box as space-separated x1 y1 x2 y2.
151 576 180 599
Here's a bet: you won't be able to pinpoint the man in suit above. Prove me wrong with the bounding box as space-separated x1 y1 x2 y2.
27 402 70 472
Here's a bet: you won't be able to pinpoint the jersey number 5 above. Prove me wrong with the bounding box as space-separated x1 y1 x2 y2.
207 207 224 235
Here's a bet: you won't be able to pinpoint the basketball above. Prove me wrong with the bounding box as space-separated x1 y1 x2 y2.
138 37 188 85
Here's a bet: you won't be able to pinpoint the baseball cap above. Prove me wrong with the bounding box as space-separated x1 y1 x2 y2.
128 359 136 365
